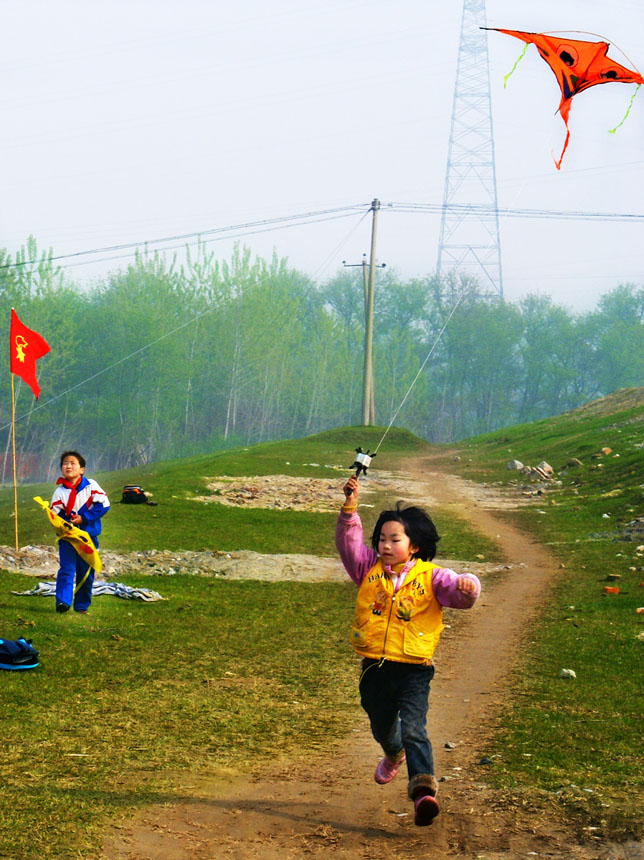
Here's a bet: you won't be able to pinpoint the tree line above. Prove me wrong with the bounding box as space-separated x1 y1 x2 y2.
2 237 643 481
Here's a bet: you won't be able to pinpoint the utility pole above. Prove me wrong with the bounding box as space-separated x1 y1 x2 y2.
344 198 384 426
364 198 380 425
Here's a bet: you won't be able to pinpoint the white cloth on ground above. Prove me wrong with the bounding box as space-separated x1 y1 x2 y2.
11 581 164 601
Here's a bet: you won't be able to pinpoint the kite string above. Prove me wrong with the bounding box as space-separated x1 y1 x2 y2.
373 290 467 456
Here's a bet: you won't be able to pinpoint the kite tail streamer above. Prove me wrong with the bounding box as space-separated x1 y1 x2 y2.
553 124 571 171
503 42 529 88
608 83 641 133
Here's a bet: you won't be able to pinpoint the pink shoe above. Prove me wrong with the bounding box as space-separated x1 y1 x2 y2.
413 794 439 826
374 752 405 784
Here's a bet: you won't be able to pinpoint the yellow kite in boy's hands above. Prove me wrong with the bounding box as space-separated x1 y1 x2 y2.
33 496 102 575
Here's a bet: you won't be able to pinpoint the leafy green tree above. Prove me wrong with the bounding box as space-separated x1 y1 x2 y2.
585 284 644 393
2 233 642 479
516 295 586 422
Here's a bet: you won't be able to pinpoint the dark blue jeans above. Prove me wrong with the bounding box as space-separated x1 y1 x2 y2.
359 658 435 778
56 537 98 612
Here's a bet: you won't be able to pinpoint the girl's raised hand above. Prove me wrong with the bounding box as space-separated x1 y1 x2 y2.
456 575 477 594
343 476 360 504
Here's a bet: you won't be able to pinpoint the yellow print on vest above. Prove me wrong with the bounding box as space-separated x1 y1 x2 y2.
396 594 413 621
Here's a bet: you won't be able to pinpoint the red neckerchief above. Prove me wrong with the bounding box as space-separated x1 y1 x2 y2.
383 558 417 593
56 476 81 517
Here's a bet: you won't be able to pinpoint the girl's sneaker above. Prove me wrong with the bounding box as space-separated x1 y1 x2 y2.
374 752 405 784
413 794 439 826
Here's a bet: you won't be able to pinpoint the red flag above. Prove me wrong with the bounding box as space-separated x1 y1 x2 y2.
9 309 50 399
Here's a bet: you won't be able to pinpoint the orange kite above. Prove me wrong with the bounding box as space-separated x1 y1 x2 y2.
486 29 644 168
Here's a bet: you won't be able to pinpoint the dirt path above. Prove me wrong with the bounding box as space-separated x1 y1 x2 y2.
101 461 642 860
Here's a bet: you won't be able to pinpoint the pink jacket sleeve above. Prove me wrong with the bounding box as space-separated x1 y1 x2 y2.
335 511 378 586
431 567 480 609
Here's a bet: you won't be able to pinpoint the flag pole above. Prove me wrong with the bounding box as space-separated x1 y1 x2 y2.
10 372 19 551
8 307 51 551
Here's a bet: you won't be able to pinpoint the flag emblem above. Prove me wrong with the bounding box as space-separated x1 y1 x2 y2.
9 309 50 398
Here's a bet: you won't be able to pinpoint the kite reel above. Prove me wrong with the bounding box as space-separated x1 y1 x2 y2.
346 447 376 495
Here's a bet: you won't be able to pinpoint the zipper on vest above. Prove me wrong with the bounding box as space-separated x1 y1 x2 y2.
379 581 397 662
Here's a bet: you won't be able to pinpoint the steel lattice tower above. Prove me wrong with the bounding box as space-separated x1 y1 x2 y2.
437 0 503 297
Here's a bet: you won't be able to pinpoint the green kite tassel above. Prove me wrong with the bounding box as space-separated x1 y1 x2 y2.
503 42 529 89
609 83 641 134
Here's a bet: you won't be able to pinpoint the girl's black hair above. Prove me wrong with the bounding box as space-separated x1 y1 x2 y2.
60 450 86 469
371 502 440 561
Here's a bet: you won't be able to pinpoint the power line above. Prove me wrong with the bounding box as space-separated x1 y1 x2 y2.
0 204 368 273
390 201 644 223
3 200 642 281
5 198 643 279
46 211 367 275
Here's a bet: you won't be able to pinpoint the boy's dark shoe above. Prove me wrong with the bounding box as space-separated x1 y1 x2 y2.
56 602 70 613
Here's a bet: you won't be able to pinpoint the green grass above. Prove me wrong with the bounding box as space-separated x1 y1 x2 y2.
442 390 644 839
3 398 642 852
1 572 359 860
0 425 503 859
486 506 643 837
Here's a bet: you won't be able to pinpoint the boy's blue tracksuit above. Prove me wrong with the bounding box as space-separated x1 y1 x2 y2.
50 476 110 612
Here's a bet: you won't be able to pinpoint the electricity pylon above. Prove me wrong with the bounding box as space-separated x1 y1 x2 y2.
437 0 503 298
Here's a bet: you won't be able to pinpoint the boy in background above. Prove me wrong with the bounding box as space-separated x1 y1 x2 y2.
51 451 109 614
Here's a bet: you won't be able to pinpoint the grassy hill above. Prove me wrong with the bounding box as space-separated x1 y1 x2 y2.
1 393 643 857
454 386 644 503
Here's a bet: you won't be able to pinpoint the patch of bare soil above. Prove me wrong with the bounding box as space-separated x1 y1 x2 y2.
190 470 471 513
19 461 642 860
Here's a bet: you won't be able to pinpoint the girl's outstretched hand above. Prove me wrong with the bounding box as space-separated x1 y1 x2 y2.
343 476 360 505
456 575 477 594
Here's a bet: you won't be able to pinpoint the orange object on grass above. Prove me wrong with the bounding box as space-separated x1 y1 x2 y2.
603 586 620 595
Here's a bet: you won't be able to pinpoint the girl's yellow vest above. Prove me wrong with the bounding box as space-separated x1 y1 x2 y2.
349 559 444 664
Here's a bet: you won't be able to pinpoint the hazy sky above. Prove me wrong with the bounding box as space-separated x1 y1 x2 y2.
3 0 644 311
